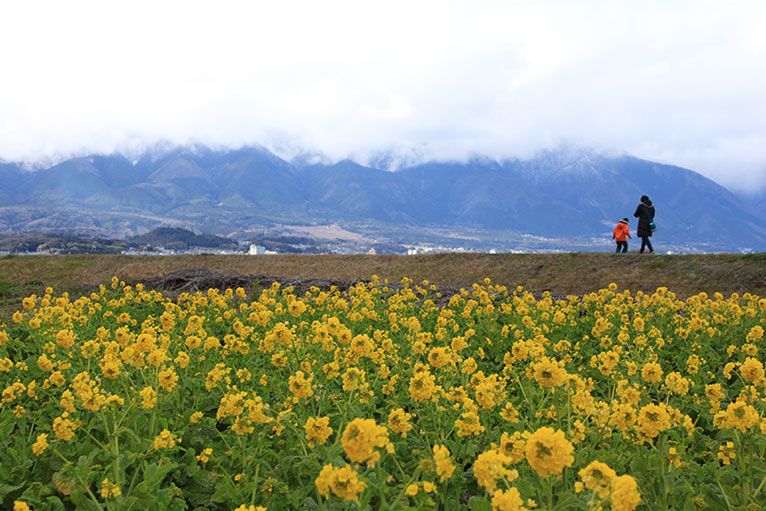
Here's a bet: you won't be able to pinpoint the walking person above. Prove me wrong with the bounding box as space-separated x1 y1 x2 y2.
633 195 655 254
612 218 631 253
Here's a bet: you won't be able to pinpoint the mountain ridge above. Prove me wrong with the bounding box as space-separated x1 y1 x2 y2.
1 144 764 252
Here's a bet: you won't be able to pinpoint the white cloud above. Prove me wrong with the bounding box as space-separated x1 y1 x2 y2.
1 0 765 190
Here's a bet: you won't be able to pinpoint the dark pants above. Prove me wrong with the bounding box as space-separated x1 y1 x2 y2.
616 241 628 253
640 236 653 253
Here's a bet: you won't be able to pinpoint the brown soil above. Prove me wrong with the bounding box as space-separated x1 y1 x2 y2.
1 253 764 308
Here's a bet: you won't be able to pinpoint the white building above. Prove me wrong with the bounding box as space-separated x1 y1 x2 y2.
249 244 267 255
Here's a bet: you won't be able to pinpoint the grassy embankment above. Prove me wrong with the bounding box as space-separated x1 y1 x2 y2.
1 252 765 315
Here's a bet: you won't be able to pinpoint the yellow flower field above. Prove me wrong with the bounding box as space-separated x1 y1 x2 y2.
1 276 765 510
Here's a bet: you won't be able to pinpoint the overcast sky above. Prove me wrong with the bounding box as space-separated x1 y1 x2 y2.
1 1 765 191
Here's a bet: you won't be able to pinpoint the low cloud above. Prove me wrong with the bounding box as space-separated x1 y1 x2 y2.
1 1 765 191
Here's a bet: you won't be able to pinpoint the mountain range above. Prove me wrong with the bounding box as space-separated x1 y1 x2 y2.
1 144 764 252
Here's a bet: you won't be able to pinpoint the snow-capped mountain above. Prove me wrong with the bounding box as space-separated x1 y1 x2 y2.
1 145 764 252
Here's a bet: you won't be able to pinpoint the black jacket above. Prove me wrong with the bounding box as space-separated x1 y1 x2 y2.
634 199 655 237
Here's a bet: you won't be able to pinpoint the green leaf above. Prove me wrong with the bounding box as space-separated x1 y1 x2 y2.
302 496 319 510
6 447 19 462
168 497 189 511
468 496 492 511
143 461 178 492
113 496 140 511
69 489 102 511
45 496 66 511
131 483 159 508
0 482 24 499
19 481 53 502
210 478 237 504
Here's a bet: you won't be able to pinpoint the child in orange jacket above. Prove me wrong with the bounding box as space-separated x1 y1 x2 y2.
612 218 631 253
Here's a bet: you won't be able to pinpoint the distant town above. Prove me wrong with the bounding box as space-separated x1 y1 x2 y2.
0 227 512 257
0 225 742 257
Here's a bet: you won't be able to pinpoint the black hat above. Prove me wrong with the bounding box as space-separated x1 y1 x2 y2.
640 195 649 202
619 218 629 224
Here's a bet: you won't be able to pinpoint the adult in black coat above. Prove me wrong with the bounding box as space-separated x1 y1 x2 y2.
634 195 655 254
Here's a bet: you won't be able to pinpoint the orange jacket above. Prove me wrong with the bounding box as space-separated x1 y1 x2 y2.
613 222 631 242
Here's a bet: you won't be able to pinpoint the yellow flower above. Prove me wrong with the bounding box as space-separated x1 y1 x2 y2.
53 413 78 441
32 433 49 455
158 367 179 392
428 346 451 369
37 354 54 372
641 362 663 383
56 329 76 349
14 501 30 511
139 386 157 409
236 368 252 382
497 431 527 463
270 352 287 367
288 370 314 399
153 429 179 449
315 464 366 501
433 444 456 482
717 441 736 465
664 372 689 395
342 367 367 392
636 403 671 439
405 483 419 496
686 354 702 374
99 356 121 379
287 298 307 317
531 357 568 388
341 418 389 467
174 351 190 368
100 477 122 498
491 488 526 511
185 335 202 350
217 391 246 419
723 401 760 432
705 383 725 410
2 382 26 404
381 373 399 395
203 336 221 352
388 408 413 437
740 357 765 382
205 363 230 390
409 370 436 402
475 374 505 410
146 348 168 367
610 474 641 511
609 403 638 432
455 405 485 437
196 447 213 463
500 402 520 423
578 460 616 497
525 427 574 478
746 325 764 342
304 416 333 446
462 357 478 374
474 449 516 491
59 389 76 412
